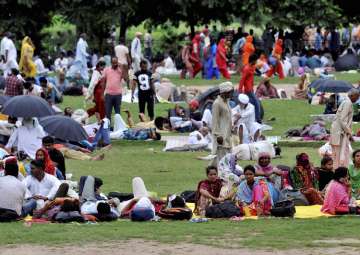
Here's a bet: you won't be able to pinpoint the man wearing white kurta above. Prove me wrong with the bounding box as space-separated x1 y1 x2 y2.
131 32 142 72
5 118 46 159
232 94 261 144
330 89 359 169
0 32 18 77
68 33 89 80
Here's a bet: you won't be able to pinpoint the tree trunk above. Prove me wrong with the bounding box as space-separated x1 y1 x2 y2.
119 13 127 41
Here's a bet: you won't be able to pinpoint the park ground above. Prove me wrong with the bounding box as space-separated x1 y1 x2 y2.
1 74 360 254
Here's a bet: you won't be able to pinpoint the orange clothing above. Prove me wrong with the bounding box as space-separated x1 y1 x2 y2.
242 36 255 66
272 39 283 60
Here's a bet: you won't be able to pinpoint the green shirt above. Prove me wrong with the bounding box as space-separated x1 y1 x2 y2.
348 164 360 191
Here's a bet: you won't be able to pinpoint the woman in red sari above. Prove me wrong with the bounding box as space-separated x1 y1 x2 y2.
35 148 56 176
216 38 231 79
190 34 202 78
194 166 223 216
86 61 106 122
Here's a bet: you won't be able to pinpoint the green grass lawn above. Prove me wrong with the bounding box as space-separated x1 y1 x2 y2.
2 96 360 249
164 72 360 87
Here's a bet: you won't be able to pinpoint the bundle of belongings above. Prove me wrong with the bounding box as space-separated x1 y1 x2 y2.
285 119 329 141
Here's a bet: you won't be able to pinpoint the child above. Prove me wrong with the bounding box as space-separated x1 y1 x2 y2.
132 60 155 120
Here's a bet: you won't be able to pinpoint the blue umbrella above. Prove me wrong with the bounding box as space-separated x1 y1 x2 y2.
309 79 353 93
2 95 55 118
39 115 88 142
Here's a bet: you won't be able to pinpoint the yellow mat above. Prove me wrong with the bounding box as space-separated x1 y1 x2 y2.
186 203 332 219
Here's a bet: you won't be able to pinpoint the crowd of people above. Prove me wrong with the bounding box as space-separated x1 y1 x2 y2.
0 22 360 223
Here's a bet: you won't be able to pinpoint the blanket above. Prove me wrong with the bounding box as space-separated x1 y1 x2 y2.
162 136 211 152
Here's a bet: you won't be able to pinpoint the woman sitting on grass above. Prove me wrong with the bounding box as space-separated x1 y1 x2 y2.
194 166 223 216
317 156 334 192
255 152 290 190
348 149 360 199
237 165 277 216
290 153 323 205
321 167 359 215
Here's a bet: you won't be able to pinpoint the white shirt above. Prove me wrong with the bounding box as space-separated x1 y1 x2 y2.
188 131 212 145
24 84 42 97
3 37 17 62
114 44 129 65
6 123 46 159
75 38 89 65
0 175 26 215
34 57 49 75
23 173 61 200
131 37 142 59
0 36 8 57
54 57 69 71
86 69 103 99
232 103 256 130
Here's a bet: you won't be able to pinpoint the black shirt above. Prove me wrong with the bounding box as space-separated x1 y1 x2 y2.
134 70 153 94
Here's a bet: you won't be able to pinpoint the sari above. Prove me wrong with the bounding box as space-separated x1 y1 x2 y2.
237 178 275 216
36 148 56 176
216 39 230 79
194 178 222 216
242 36 255 66
19 36 36 78
321 180 350 215
348 165 360 197
290 153 323 205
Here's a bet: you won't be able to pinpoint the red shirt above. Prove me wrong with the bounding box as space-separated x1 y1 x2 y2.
238 64 255 93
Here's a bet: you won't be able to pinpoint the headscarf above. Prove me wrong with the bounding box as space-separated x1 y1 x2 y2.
295 152 318 189
256 152 273 173
36 148 56 176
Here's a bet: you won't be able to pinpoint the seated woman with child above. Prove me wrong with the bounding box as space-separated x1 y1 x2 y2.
236 165 279 216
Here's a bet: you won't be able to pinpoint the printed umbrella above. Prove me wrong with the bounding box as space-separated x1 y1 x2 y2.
2 95 55 118
39 115 88 142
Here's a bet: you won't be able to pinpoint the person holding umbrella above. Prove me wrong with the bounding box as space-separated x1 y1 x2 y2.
330 89 360 169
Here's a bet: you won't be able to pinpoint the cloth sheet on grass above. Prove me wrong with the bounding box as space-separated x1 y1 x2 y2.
162 135 211 152
185 202 332 219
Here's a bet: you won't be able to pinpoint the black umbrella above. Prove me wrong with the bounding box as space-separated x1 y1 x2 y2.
309 79 353 93
39 115 88 142
0 95 10 105
2 95 55 118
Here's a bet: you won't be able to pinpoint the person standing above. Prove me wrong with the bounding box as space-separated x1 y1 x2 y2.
189 34 202 78
144 29 153 62
86 60 106 122
180 42 193 79
72 33 89 81
242 35 255 67
211 82 233 166
132 60 155 120
216 38 230 79
1 32 18 77
19 36 36 78
131 32 142 72
239 54 261 123
104 57 123 121
330 89 359 169
114 37 131 87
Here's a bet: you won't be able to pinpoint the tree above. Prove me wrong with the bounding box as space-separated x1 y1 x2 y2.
0 0 54 52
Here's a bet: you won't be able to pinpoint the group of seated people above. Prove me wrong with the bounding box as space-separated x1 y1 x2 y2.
195 151 360 217
154 92 264 146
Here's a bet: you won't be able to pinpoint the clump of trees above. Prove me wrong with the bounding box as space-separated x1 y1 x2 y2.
0 0 357 52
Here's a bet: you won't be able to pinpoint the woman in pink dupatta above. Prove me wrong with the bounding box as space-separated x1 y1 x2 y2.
321 167 359 215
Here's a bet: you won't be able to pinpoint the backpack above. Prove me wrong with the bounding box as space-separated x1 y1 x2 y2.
180 190 196 203
280 189 309 206
158 207 193 220
205 201 243 218
270 200 296 217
